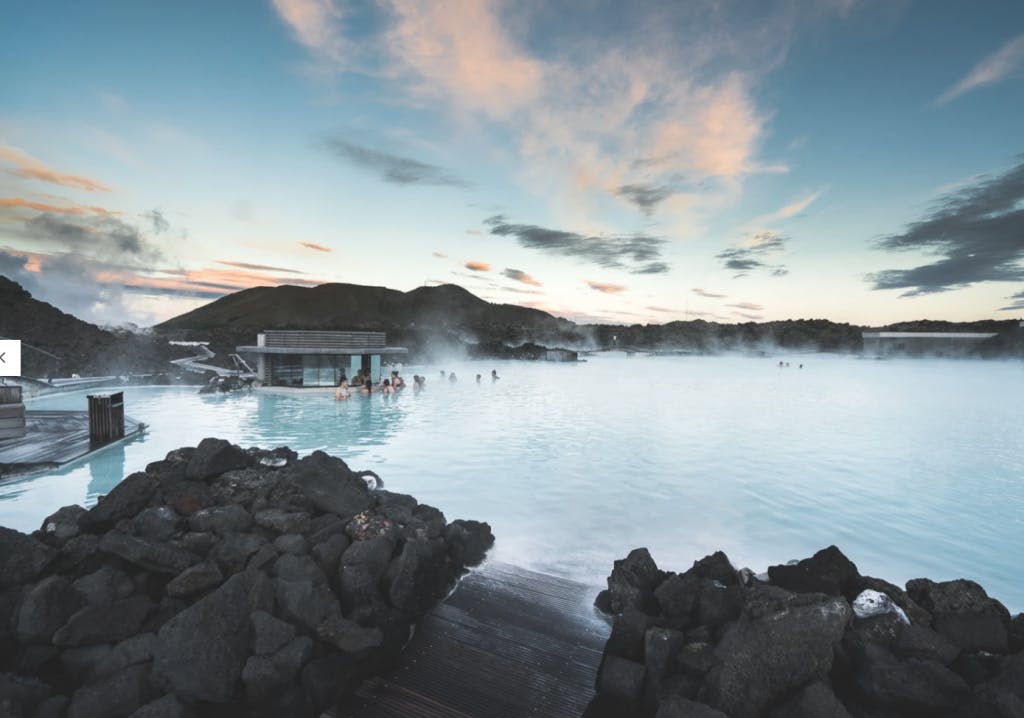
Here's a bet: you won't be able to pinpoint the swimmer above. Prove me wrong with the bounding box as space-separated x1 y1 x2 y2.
334 379 351 400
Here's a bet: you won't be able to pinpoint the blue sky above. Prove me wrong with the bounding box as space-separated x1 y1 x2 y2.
1 0 1022 326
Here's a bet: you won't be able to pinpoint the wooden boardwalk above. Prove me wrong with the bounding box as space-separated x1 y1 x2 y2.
350 561 609 718
0 410 144 471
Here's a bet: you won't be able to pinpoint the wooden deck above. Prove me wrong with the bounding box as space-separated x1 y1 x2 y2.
350 561 609 718
0 410 144 472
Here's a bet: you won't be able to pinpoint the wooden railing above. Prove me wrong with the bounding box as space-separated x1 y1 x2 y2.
0 385 22 405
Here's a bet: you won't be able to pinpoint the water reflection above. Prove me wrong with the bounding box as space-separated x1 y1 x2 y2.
86 440 127 502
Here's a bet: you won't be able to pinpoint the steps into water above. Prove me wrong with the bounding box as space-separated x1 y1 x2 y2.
350 561 610 718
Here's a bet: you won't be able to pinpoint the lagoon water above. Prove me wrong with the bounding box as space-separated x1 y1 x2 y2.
2 354 1022 610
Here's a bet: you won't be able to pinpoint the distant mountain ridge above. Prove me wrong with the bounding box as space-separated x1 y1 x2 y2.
2 275 1021 377
156 282 574 338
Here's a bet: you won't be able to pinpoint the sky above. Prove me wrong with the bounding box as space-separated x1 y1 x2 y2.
1 0 1023 328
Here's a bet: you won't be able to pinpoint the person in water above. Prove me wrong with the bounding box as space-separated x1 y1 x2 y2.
449 372 457 383
334 379 351 400
440 370 446 379
360 378 373 395
381 378 394 395
476 374 482 383
491 369 499 381
391 370 406 389
413 375 425 390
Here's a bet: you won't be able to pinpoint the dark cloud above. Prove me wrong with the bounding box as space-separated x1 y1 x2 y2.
733 311 763 321
144 209 169 234
692 287 726 298
485 215 669 274
0 248 142 324
999 289 1024 312
23 213 163 264
868 159 1024 296
323 137 468 187
716 232 788 277
502 268 542 286
616 183 674 215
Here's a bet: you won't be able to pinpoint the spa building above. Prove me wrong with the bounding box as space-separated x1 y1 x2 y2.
237 330 407 387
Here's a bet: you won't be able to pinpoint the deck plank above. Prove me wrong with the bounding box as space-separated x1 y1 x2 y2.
349 561 609 718
0 410 143 471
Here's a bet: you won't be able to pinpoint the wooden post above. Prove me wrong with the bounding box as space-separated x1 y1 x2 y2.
87 391 125 446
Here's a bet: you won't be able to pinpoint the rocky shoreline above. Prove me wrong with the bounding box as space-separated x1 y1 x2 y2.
585 546 1024 717
0 438 494 717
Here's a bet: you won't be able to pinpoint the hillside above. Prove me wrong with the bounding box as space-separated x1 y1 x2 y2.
0 276 185 377
155 282 583 362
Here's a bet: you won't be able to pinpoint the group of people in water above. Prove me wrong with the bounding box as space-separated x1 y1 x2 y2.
334 367 498 400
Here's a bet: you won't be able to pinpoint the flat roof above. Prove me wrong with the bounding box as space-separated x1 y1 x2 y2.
237 345 408 355
861 332 997 339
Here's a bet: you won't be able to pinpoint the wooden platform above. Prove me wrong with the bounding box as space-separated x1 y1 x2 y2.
350 561 610 718
0 410 144 472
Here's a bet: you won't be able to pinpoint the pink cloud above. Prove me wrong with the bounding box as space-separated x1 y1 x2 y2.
299 241 333 252
464 260 491 272
0 147 112 192
0 197 119 215
585 280 626 294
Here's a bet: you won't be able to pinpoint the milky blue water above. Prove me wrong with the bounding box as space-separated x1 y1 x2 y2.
2 354 1022 611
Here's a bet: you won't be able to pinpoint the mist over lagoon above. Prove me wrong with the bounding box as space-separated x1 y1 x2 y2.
3 352 1021 611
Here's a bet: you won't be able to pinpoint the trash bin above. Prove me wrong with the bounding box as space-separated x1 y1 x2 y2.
87 391 124 445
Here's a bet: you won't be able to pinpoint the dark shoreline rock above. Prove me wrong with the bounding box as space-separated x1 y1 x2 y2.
0 439 494 717
586 545 1024 718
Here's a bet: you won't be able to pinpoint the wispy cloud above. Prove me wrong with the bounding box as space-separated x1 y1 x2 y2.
937 34 1024 105
646 305 675 313
485 214 669 274
274 2 797 228
869 157 1024 295
727 301 764 311
0 146 112 192
732 310 763 321
1000 289 1024 312
716 231 789 277
585 280 626 294
432 251 448 258
501 268 542 286
143 209 169 234
323 136 468 187
762 188 825 222
692 287 727 298
271 0 349 67
500 286 543 295
216 260 306 274
464 260 490 271
299 241 333 252
0 197 119 216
